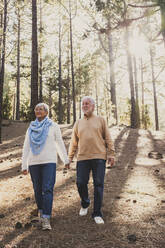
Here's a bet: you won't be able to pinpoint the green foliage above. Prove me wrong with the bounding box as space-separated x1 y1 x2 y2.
2 93 12 120
19 100 31 121
143 104 151 129
119 98 131 126
74 59 91 96
93 0 124 20
135 100 140 128
94 0 105 11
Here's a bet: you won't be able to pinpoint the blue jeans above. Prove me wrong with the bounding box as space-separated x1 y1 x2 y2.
76 159 106 217
29 163 56 218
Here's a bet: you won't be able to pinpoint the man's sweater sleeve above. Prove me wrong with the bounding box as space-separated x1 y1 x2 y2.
22 130 30 171
54 123 69 165
103 118 115 158
68 121 79 161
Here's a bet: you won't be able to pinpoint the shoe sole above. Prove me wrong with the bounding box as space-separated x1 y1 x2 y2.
79 208 88 216
94 218 104 224
42 227 52 231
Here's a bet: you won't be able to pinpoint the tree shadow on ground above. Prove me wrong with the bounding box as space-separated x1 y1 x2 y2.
0 164 21 181
0 127 143 248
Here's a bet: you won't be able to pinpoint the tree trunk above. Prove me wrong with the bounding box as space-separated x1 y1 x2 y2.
39 0 43 102
78 49 81 119
141 58 145 128
95 65 99 115
31 0 38 119
13 91 16 120
79 96 81 118
107 29 118 124
133 55 140 128
0 12 3 68
150 45 159 130
58 11 62 124
48 85 52 118
125 26 137 128
159 2 165 45
104 84 109 124
16 7 20 120
69 0 76 123
0 0 7 143
67 33 71 124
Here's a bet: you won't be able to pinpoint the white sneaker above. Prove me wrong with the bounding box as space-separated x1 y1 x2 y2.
42 218 52 230
79 207 88 216
94 216 104 224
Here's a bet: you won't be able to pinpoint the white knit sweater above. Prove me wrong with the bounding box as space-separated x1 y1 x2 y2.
22 122 69 171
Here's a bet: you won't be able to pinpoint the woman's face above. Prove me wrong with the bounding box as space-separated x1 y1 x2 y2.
34 106 48 120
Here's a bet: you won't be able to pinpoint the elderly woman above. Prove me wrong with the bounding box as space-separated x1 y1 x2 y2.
22 103 69 230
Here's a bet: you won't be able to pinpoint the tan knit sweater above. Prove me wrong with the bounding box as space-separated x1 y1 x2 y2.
68 114 115 161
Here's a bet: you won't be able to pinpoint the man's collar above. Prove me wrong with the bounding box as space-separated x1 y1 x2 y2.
83 113 95 119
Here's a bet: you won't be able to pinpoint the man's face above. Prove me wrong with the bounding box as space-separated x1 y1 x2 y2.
82 99 94 116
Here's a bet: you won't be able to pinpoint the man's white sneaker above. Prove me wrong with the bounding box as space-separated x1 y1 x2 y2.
79 207 88 216
42 218 52 230
94 216 104 224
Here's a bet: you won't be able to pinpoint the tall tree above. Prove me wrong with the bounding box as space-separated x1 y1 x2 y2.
91 0 119 124
58 1 63 123
125 25 137 128
67 33 71 124
133 55 140 128
16 6 20 120
39 0 43 102
0 0 7 143
150 45 159 130
107 27 118 124
141 58 145 128
69 0 76 123
31 0 39 119
95 63 99 115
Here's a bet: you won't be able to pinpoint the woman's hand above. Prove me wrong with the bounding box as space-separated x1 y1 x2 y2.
22 170 28 175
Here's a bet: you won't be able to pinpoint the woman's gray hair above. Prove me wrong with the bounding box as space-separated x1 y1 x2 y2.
82 96 95 106
35 103 49 114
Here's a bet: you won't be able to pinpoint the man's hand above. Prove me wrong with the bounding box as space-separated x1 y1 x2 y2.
107 157 115 167
22 170 28 175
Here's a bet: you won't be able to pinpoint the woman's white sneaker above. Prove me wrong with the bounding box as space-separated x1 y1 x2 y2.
79 207 88 216
94 216 104 224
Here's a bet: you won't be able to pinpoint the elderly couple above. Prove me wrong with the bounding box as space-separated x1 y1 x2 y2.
22 96 115 230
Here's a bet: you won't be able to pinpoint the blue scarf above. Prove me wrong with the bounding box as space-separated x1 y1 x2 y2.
28 116 52 155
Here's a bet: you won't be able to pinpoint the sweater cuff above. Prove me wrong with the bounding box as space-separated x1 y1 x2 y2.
22 164 28 171
64 158 70 165
107 150 115 159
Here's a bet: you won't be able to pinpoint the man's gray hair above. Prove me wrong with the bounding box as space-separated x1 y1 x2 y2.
82 96 95 106
35 103 49 114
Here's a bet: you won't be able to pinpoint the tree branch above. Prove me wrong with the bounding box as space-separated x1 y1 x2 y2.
128 3 158 8
113 8 160 29
98 32 108 53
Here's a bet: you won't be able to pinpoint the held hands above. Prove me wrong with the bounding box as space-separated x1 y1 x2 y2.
65 163 70 169
22 170 28 175
65 160 72 169
107 157 115 167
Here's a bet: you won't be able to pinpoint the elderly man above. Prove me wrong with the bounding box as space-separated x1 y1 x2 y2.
68 96 115 224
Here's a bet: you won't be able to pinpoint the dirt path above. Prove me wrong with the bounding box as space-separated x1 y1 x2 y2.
1 122 165 248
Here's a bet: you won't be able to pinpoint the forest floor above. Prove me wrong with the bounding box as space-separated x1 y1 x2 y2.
1 121 165 248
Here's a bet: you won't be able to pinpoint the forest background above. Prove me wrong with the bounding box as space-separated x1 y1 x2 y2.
0 0 165 143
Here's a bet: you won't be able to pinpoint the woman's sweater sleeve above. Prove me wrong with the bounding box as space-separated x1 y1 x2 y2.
54 124 69 165
22 130 30 171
